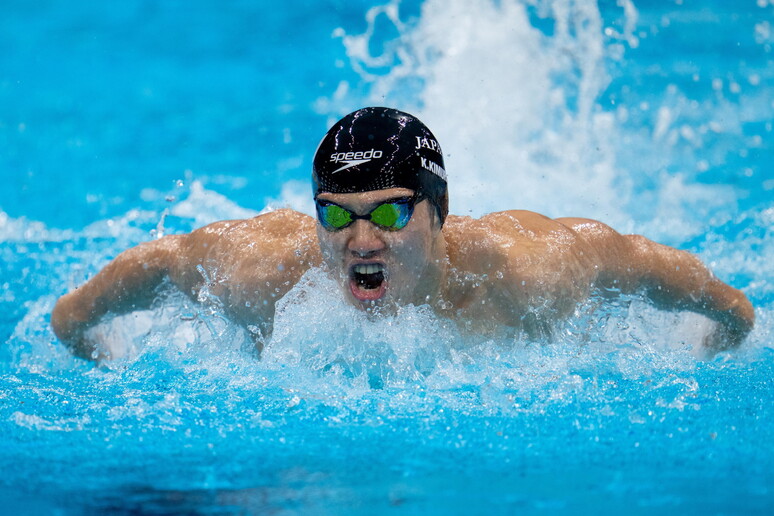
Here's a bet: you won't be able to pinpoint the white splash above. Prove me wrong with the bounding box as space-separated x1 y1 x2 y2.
263 267 463 389
171 180 258 227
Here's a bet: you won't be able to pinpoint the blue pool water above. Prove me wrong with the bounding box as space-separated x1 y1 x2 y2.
1 0 772 513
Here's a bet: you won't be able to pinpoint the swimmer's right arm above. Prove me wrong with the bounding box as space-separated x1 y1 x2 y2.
51 235 185 359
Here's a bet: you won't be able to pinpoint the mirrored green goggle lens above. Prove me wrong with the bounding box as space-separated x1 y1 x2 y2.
321 204 352 229
369 202 402 228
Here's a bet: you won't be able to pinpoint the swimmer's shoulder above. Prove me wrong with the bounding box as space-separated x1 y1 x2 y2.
444 209 573 243
172 209 320 288
239 208 317 239
443 210 598 310
177 209 319 264
441 212 556 314
188 208 315 242
443 209 589 279
223 210 321 315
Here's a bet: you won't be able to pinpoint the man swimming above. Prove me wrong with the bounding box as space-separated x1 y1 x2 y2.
51 107 755 360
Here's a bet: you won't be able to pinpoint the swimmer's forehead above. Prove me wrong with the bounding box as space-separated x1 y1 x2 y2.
316 188 415 209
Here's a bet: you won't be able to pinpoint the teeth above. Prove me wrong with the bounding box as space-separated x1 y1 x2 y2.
353 263 384 275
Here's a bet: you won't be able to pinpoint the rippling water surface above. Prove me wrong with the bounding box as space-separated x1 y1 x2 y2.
1 0 772 513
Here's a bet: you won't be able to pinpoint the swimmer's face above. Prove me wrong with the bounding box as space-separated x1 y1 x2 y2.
315 188 445 311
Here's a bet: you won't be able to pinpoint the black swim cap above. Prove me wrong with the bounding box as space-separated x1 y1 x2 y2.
312 107 448 225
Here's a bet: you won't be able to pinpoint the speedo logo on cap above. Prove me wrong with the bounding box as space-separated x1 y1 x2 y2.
330 149 383 173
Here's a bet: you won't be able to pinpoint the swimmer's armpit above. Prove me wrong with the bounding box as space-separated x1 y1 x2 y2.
51 235 184 359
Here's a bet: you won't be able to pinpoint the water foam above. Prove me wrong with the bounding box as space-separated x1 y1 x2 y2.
3 175 765 397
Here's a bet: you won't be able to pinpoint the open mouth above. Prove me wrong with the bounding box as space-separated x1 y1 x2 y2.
349 263 387 302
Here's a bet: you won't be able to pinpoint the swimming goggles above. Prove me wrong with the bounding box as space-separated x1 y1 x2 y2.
315 194 422 231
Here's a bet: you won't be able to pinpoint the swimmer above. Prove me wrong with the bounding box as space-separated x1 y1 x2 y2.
51 107 755 360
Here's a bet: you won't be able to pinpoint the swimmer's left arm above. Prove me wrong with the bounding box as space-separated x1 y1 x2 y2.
621 234 754 351
558 218 755 351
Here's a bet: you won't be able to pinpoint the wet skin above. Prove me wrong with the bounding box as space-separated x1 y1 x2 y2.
51 188 755 360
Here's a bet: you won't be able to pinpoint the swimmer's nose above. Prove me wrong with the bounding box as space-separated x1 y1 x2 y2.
347 219 386 257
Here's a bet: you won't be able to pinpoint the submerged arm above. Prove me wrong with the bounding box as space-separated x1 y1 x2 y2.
51 235 184 359
559 218 755 351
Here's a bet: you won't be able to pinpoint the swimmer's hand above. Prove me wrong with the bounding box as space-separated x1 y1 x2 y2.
51 290 99 359
52 294 137 361
699 288 755 354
